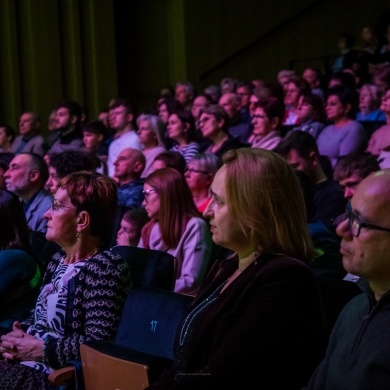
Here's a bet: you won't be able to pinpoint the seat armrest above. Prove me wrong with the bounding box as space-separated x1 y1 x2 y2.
48 366 75 385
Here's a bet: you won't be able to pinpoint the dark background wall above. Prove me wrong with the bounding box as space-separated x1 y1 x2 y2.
1 0 389 133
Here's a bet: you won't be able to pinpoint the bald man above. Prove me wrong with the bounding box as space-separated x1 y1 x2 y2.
308 169 390 389
114 148 145 209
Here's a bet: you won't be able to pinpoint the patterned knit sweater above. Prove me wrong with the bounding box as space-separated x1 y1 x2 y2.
21 249 132 369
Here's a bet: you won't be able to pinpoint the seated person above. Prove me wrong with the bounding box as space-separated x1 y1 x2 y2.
139 168 212 295
367 87 390 156
82 120 109 174
136 114 166 178
292 91 326 140
198 104 247 159
0 172 131 390
356 83 386 122
0 189 41 335
185 152 222 213
0 153 14 189
317 85 367 167
167 110 200 164
150 150 186 175
46 150 97 195
4 153 52 233
114 148 145 209
275 131 346 232
115 208 149 247
250 97 285 150
146 148 326 389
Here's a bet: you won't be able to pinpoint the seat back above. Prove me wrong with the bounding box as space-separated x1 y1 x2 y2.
111 245 175 290
115 287 193 359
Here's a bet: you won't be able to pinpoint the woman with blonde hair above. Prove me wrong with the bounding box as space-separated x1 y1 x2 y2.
139 167 211 295
136 114 166 178
147 148 325 390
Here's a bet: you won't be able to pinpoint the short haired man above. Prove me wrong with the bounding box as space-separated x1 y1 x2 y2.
47 99 84 155
275 131 346 231
4 152 52 232
10 112 46 156
308 170 390 389
114 148 145 209
107 98 142 177
334 152 380 201
218 92 252 143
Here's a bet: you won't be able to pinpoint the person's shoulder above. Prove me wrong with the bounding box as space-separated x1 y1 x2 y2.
0 248 35 265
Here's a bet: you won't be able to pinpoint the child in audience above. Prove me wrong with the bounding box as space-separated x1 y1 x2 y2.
116 208 149 247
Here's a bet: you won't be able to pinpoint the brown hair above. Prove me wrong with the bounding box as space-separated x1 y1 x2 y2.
59 171 118 248
144 167 200 248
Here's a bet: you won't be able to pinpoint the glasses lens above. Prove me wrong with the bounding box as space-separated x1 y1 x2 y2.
347 203 359 237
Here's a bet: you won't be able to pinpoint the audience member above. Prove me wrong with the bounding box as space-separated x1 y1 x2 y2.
82 120 108 161
44 110 59 149
332 32 358 73
175 81 194 111
150 150 186 175
250 97 284 150
167 109 200 164
9 112 45 156
277 69 295 92
199 104 246 158
307 169 390 389
147 148 325 390
139 167 211 295
156 96 184 126
0 189 41 335
47 99 84 155
115 208 149 247
236 80 254 122
367 87 390 156
114 148 145 209
317 85 367 167
333 152 380 201
356 83 386 121
328 70 356 90
46 150 97 195
276 131 346 231
220 77 238 94
292 92 326 139
0 171 131 390
106 98 142 177
218 92 252 142
191 94 213 130
372 65 390 94
0 125 15 153
302 67 325 101
283 76 311 125
185 152 222 213
0 153 14 189
203 85 221 104
4 153 52 233
136 114 166 178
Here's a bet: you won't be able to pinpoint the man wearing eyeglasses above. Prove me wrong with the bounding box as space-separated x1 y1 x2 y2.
308 169 390 389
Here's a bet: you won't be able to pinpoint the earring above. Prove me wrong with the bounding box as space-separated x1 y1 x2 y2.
76 231 80 240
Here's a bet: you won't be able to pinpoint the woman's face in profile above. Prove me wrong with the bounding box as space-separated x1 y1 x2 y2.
204 166 251 255
142 183 160 220
251 107 273 137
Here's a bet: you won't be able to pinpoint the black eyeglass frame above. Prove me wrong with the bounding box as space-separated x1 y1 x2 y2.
346 202 390 237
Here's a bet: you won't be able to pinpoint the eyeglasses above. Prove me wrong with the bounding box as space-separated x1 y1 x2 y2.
142 188 159 200
251 114 267 120
185 167 209 175
51 201 76 212
346 202 390 237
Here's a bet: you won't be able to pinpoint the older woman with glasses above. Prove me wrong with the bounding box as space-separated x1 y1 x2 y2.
0 171 131 390
184 153 222 213
139 167 212 295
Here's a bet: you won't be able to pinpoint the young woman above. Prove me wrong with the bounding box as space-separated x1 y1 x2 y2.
139 168 212 295
167 110 200 164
